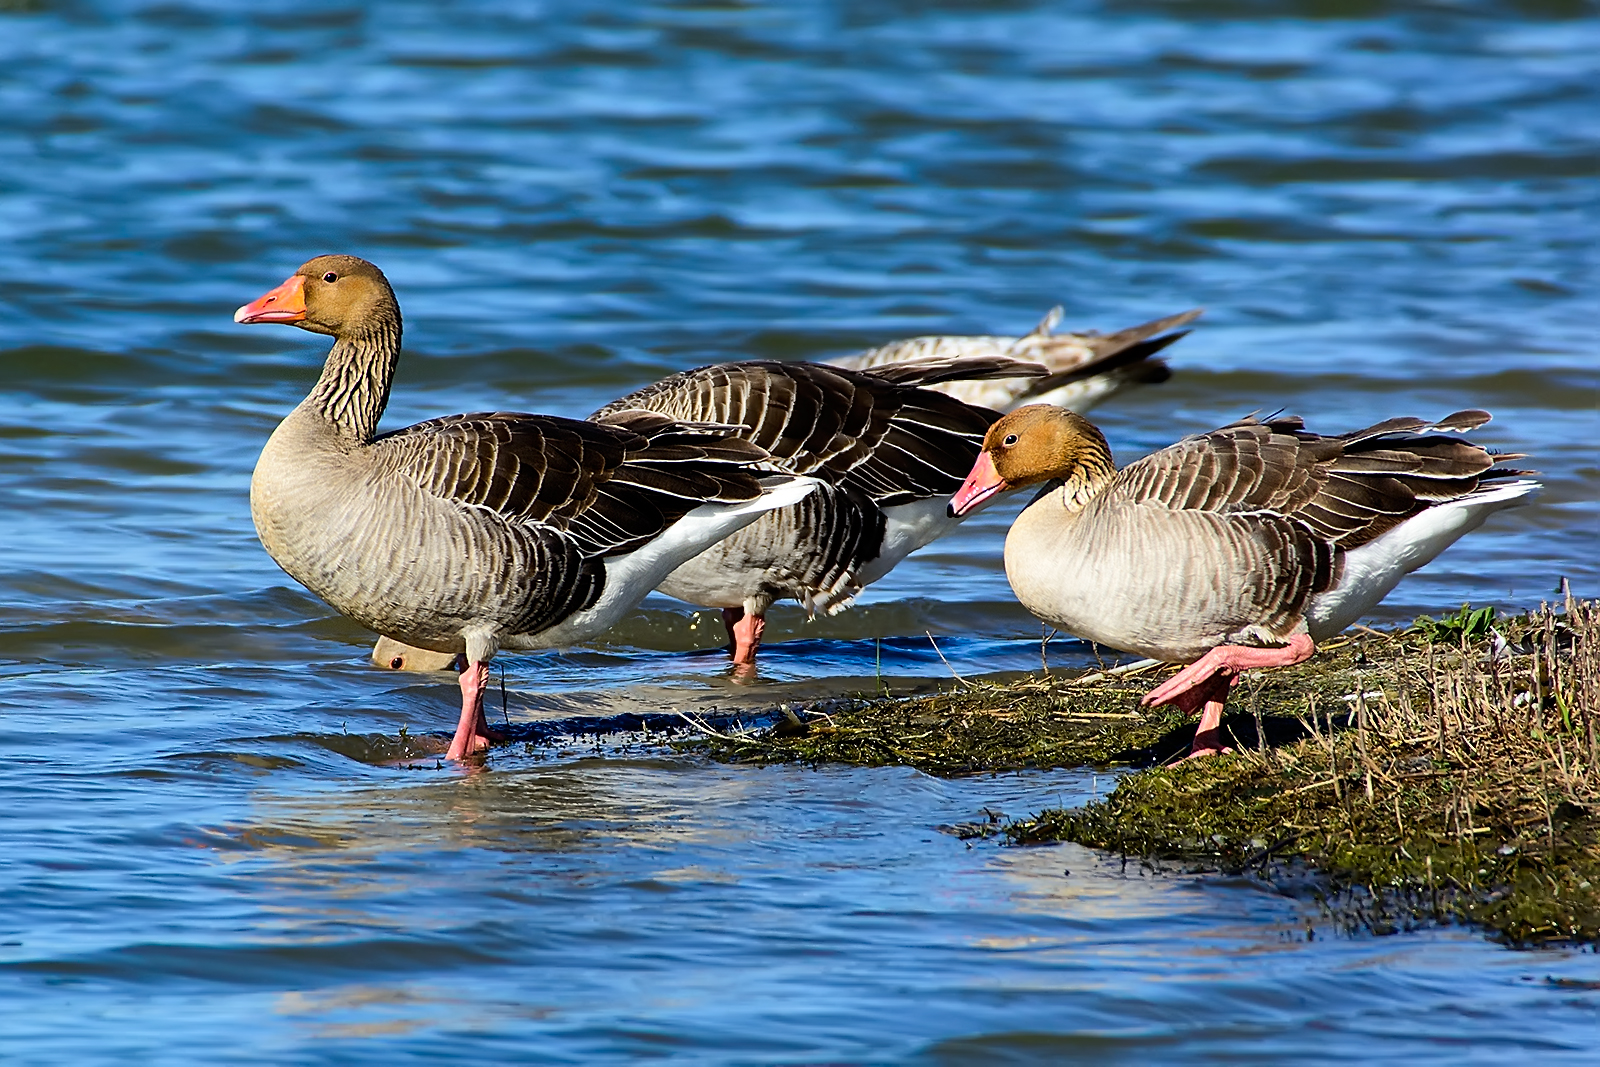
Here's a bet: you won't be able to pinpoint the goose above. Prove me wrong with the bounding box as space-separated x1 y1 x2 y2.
590 355 1051 665
372 307 1200 671
235 254 815 760
593 310 1198 667
830 306 1201 413
949 405 1538 757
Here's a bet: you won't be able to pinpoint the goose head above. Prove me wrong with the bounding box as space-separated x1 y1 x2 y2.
372 636 464 673
949 404 1112 517
234 254 398 339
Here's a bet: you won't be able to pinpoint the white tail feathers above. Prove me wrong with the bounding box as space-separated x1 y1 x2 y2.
1307 478 1541 639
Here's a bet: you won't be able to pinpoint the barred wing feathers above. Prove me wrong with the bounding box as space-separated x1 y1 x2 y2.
592 360 1019 507
374 410 769 560
1112 409 1517 549
1095 409 1525 643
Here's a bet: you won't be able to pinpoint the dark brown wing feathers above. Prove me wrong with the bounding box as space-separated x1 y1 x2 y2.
1024 328 1190 395
592 360 1005 506
1115 409 1522 551
376 410 769 559
859 354 1047 387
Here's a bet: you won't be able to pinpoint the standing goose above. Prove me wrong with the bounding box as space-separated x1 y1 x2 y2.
950 405 1538 757
830 307 1201 413
236 255 814 760
588 356 1052 665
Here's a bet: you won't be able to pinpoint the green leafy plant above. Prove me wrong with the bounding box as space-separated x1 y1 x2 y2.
1411 603 1496 644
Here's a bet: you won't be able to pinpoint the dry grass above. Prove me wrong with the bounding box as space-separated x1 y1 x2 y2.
1010 595 1599 945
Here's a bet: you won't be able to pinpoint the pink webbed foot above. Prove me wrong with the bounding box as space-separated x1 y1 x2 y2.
1142 635 1315 760
1142 634 1315 710
1150 670 1236 762
446 661 505 761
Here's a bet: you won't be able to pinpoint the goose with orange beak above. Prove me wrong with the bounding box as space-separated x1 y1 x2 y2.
235 254 816 762
950 404 1537 758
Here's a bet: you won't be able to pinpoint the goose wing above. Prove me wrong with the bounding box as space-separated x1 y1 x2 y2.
833 308 1201 412
592 360 1034 507
372 409 769 559
1111 409 1514 549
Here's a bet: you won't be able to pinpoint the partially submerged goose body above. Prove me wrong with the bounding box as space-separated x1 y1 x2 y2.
237 255 813 760
830 307 1200 413
373 635 461 673
951 405 1537 757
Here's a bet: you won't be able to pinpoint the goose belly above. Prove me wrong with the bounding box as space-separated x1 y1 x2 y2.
252 453 564 653
656 514 803 611
532 489 820 645
657 486 884 616
1003 496 1296 662
854 497 964 586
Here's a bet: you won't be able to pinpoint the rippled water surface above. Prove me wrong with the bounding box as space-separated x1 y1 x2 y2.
3 1 1598 1061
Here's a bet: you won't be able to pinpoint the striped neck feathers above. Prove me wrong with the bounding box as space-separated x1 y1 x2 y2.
284 255 405 443
306 313 401 443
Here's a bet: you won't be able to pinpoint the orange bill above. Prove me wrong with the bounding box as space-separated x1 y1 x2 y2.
234 273 307 324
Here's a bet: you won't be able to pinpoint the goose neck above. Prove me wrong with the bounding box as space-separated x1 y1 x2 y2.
306 316 401 443
1061 453 1114 510
1051 419 1116 512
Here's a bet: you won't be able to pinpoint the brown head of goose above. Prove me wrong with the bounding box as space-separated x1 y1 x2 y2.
235 254 814 760
951 404 1538 758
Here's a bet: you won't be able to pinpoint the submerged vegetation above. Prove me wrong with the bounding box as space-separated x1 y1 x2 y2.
695 596 1599 945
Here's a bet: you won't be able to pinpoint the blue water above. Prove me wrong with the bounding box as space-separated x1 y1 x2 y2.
2 1 1598 1061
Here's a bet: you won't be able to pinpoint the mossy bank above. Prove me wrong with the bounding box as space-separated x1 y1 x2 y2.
693 597 1600 946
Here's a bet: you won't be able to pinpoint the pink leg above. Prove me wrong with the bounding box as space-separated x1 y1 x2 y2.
447 661 499 761
1171 671 1236 760
722 607 766 666
1141 634 1315 759
1142 634 1315 709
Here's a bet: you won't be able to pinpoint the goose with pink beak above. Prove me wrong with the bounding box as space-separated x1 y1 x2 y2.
950 404 1537 758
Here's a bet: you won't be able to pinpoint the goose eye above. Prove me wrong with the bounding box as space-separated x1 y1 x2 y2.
1002 434 1018 446
322 271 339 283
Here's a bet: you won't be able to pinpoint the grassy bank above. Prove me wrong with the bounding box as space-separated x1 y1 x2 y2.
696 596 1599 945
